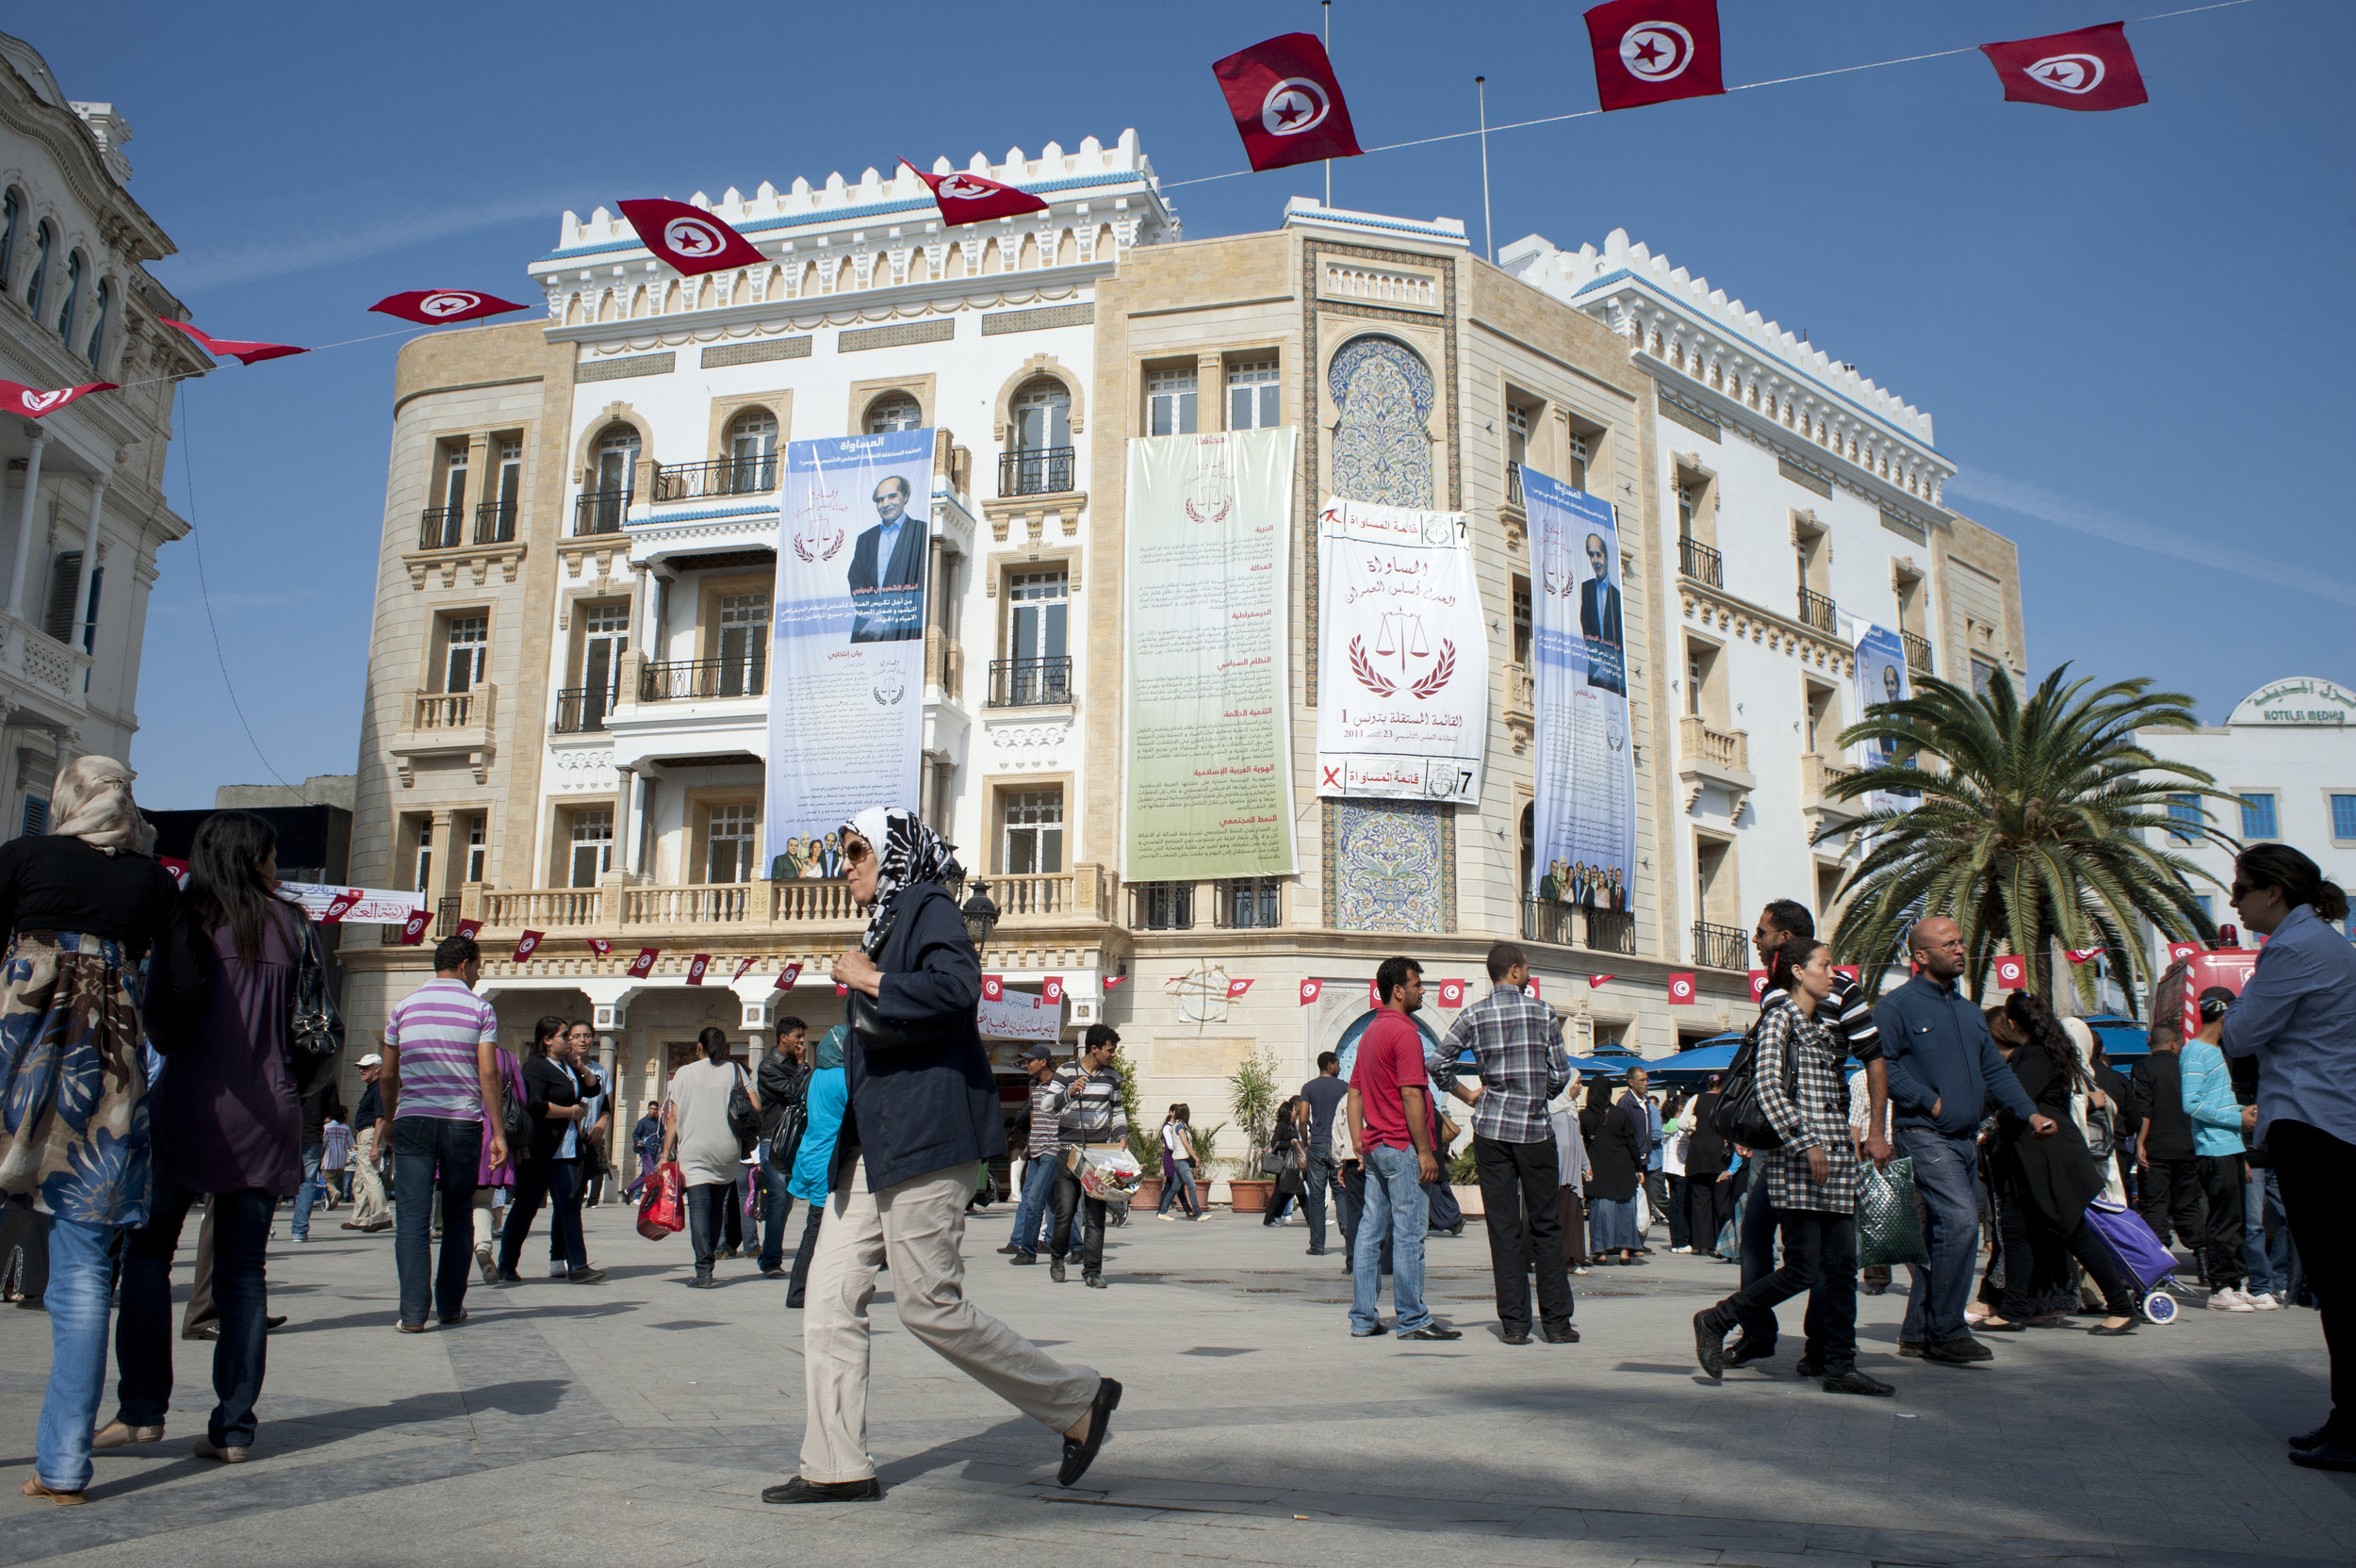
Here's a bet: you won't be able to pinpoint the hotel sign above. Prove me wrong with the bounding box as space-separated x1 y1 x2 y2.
2228 678 2356 727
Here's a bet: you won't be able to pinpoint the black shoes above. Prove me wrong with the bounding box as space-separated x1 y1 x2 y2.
1501 1329 1531 1346
1543 1323 1580 1344
1083 1275 1107 1289
1896 1339 1925 1358
1822 1369 1895 1397
1693 1311 1726 1379
2288 1443 2356 1473
1794 1357 1824 1379
495 1268 523 1284
995 1244 1023 1254
2290 1426 2331 1453
688 1276 717 1289
1721 1340 1775 1371
2086 1321 2135 1337
1401 1324 1462 1341
1922 1336 1994 1364
1049 1258 1067 1283
761 1476 883 1505
1056 1377 1122 1487
439 1310 469 1326
1306 1246 1328 1256
567 1267 606 1283
1350 1325 1389 1338
1010 1252 1038 1266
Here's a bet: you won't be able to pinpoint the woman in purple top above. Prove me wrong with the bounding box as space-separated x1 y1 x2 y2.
109 812 309 1467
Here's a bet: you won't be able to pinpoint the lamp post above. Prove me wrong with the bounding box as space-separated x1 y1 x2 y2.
960 880 999 951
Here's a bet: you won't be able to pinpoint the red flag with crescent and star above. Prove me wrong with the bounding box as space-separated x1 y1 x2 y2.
1667 972 1697 1004
1104 975 1125 989
1980 23 2148 112
773 961 803 991
0 380 114 418
1043 976 1065 1004
1437 979 1466 1008
1525 978 1543 1001
2067 947 2104 965
398 909 431 946
1589 973 1613 988
626 946 660 978
732 956 758 984
455 919 483 940
981 975 1004 1002
370 289 530 325
1584 0 1725 112
587 939 612 956
903 160 1047 225
1213 33 1364 172
513 931 544 964
158 318 306 366
1747 969 1769 1003
1993 956 2029 989
319 890 364 925
685 954 711 987
1299 978 1322 1006
1227 977 1254 998
617 199 767 277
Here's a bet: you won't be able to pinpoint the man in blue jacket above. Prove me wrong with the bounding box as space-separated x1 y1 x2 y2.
1873 917 2054 1364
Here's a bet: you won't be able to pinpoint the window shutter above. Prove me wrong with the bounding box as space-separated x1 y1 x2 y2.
44 552 81 644
21 797 46 837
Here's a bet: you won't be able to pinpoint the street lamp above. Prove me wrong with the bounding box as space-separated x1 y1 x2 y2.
961 880 999 950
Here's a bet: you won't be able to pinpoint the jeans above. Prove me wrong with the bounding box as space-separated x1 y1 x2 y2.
2269 1119 2356 1443
2196 1152 2247 1289
1587 1194 1639 1253
391 1115 484 1326
1350 1144 1432 1333
1158 1158 1201 1217
1049 1153 1107 1277
1009 1154 1057 1257
499 1157 586 1275
759 1160 798 1270
1302 1145 1338 1250
1708 1209 1860 1375
686 1180 733 1279
2243 1165 2279 1297
34 1217 116 1492
292 1141 325 1237
1473 1135 1572 1331
1897 1125 1981 1346
120 1180 275 1447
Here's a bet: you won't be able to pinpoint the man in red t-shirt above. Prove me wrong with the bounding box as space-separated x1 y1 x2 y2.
1345 957 1460 1340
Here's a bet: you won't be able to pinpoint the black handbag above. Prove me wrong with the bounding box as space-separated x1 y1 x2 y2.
1710 1008 1798 1152
287 914 345 1097
846 988 925 1054
726 1067 761 1158
500 1065 529 1143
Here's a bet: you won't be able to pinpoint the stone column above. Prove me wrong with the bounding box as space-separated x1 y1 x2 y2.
1197 353 1224 433
8 425 48 621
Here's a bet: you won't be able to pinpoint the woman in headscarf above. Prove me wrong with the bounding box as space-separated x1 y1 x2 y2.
766 808 1119 1506
0 757 178 1504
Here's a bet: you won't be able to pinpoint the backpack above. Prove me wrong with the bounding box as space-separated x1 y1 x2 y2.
1710 1004 1798 1152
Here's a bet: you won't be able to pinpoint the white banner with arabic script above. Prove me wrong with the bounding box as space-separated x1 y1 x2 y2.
978 989 1062 1042
1314 498 1487 803
278 884 427 925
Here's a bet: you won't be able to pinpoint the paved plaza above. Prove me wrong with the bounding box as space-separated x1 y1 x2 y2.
2 1201 2350 1568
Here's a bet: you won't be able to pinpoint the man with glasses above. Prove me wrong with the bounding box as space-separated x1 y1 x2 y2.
1046 1025 1127 1288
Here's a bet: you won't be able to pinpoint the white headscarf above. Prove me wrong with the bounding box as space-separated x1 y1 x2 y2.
843 806 963 956
48 755 148 856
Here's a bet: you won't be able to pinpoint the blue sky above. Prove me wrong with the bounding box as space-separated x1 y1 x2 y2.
30 0 2351 808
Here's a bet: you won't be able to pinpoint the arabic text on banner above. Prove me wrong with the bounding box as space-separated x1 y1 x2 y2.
278 884 426 925
1121 427 1297 881
1526 469 1636 912
766 428 932 867
978 990 1061 1042
1850 622 1920 813
1314 497 1488 803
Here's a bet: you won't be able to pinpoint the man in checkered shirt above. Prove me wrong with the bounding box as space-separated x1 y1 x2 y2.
1433 942 1577 1345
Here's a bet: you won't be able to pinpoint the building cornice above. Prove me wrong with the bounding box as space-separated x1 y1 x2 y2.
544 270 1106 349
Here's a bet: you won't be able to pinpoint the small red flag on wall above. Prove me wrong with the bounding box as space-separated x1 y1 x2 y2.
627 947 659 978
1300 978 1323 1005
1227 977 1254 998
513 931 544 964
1667 972 1697 1004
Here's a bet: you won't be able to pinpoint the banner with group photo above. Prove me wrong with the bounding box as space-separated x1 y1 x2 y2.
766 428 932 870
1314 497 1487 804
1850 623 1920 814
1121 427 1297 881
1527 469 1635 913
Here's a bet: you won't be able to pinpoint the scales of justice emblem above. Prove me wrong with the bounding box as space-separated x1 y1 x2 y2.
1539 531 1579 600
1350 609 1455 699
1185 436 1235 526
792 468 848 563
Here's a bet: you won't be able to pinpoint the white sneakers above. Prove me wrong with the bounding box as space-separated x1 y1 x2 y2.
2208 1286 2257 1312
2248 1290 2283 1310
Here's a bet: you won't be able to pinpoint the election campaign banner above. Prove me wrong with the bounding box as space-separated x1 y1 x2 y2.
1526 469 1635 916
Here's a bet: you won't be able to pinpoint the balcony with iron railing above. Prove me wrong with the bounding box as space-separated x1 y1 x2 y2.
1678 536 1722 588
1693 921 1750 972
474 499 516 544
652 456 777 503
999 446 1074 498
988 655 1072 708
1901 629 1933 674
1521 899 1637 955
573 488 631 536
640 658 766 702
1797 586 1838 633
554 685 617 734
418 506 465 550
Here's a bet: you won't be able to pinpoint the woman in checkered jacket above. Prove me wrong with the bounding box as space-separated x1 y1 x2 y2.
1691 936 1895 1397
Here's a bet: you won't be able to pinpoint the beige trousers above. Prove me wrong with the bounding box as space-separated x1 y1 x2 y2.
800 1157 1097 1483
349 1126 390 1227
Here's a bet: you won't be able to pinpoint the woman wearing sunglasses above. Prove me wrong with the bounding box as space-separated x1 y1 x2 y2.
765 807 1121 1506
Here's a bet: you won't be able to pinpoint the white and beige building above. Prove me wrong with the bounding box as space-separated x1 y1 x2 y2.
345 139 2032 1185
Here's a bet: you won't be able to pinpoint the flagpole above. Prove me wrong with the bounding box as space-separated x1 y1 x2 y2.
1476 75 1493 263
1322 1 1333 209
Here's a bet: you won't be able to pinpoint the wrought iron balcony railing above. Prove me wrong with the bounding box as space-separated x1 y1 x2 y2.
1679 536 1722 588
573 488 630 536
653 455 777 503
1693 920 1750 972
999 446 1074 498
418 506 465 550
1797 587 1838 633
474 500 516 544
987 655 1072 707
639 658 766 701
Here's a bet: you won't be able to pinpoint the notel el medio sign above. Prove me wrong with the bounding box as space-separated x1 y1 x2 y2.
2227 678 2356 727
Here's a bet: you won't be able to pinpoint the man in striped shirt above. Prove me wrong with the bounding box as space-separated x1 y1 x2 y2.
1006 1041 1066 1265
1047 1025 1128 1287
381 935 508 1331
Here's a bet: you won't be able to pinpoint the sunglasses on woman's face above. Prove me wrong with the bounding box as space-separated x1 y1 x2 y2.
843 841 872 866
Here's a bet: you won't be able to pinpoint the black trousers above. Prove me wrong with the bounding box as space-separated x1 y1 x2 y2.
498 1156 586 1275
2196 1152 2247 1290
2137 1155 2206 1253
2270 1119 2355 1444
1049 1152 1107 1276
1473 1135 1573 1331
1686 1171 1731 1256
1335 1160 1365 1268
1709 1209 1860 1374
1992 1173 2135 1321
685 1180 733 1279
785 1200 826 1307
119 1180 273 1446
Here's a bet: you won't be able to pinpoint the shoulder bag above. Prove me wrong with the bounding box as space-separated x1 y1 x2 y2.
1710 1008 1798 1152
500 1058 529 1144
287 913 346 1097
726 1065 761 1158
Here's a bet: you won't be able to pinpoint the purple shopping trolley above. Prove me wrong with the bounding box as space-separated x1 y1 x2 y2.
2084 1198 2185 1325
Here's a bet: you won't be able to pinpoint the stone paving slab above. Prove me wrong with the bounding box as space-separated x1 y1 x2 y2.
1 1203 2350 1566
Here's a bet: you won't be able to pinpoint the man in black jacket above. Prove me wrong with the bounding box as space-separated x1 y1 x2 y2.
756 1018 810 1278
769 807 1118 1506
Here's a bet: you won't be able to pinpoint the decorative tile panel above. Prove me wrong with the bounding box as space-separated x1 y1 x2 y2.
839 318 955 353
700 336 811 368
575 351 675 384
1328 335 1435 510
982 302 1094 335
1322 798 1455 934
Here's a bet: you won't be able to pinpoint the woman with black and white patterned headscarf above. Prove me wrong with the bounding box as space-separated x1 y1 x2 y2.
765 806 1121 1507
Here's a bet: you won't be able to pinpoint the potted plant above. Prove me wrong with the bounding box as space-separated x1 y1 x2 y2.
1224 1047 1281 1215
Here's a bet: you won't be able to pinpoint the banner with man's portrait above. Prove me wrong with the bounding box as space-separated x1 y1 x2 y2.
1850 622 1920 813
1527 469 1635 914
766 428 933 874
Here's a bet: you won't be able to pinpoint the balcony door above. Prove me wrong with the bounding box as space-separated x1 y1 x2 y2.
728 409 777 494
1006 377 1072 495
1001 789 1064 877
569 808 614 889
580 602 629 728
716 593 768 696
706 802 758 884
589 425 638 531
1006 570 1067 703
1147 368 1197 436
444 615 487 694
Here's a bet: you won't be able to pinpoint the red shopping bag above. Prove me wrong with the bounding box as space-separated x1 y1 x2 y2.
637 1160 687 1240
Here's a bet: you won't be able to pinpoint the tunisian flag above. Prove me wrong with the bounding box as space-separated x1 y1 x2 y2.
904 160 1047 225
1980 23 2148 111
371 289 529 325
1584 0 1726 112
617 199 767 276
158 318 306 366
0 380 114 418
1993 956 2029 990
1213 33 1363 172
1667 972 1698 1004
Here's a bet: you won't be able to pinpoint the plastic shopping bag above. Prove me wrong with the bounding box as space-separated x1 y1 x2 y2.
637 1160 687 1240
1856 1155 1930 1268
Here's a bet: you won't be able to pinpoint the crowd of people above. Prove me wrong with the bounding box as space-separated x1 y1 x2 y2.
4 760 2349 1505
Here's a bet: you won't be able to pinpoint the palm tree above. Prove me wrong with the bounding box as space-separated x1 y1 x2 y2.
1817 665 2234 1010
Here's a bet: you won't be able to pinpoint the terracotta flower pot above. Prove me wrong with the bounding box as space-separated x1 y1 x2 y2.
1133 1176 1165 1213
1227 1178 1275 1215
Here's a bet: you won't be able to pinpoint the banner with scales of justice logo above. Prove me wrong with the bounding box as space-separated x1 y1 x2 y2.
765 428 932 872
1314 497 1487 804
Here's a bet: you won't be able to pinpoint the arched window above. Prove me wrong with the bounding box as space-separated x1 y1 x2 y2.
85 277 110 372
0 190 19 294
1004 376 1072 497
580 423 639 533
56 251 81 341
25 221 52 313
865 392 921 433
726 407 777 493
